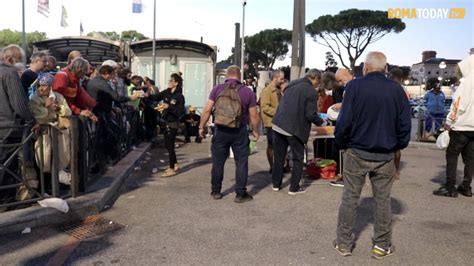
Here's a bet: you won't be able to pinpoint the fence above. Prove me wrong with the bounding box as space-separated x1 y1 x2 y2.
0 108 141 210
416 109 446 142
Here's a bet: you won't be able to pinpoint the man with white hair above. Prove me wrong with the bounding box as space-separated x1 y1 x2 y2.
333 52 411 259
0 45 35 204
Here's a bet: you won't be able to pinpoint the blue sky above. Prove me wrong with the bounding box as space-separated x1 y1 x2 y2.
1 0 472 69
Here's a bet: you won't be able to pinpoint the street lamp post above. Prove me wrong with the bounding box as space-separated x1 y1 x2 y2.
439 61 447 89
241 0 247 81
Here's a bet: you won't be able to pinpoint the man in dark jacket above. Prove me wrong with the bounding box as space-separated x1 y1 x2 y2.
271 69 324 195
333 52 411 259
0 45 36 204
87 65 138 162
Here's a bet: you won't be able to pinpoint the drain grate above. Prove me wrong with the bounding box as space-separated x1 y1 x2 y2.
57 215 124 240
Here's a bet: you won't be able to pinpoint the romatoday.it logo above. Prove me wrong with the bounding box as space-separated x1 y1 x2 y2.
388 8 465 19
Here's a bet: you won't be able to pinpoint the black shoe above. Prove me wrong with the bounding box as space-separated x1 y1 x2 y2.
457 184 472 197
269 168 272 174
184 139 191 143
288 187 306 195
195 138 202 143
283 166 291 173
234 192 253 203
433 186 458 197
211 192 223 200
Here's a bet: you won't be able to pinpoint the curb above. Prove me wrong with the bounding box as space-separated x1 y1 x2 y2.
0 143 151 235
408 141 438 150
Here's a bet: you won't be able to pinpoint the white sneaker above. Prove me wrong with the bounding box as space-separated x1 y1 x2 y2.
288 187 306 195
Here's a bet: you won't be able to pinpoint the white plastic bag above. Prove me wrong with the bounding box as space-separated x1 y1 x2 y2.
436 130 450 150
38 198 69 213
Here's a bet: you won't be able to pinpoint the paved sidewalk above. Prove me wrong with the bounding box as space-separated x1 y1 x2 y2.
0 138 472 265
0 143 151 235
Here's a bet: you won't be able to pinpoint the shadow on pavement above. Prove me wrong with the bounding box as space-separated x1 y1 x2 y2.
353 197 406 243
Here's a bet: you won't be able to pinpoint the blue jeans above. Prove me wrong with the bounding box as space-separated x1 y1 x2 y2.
336 149 396 250
211 126 249 195
425 112 444 133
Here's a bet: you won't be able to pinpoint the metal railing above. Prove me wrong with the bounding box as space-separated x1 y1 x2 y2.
0 108 143 210
416 109 446 142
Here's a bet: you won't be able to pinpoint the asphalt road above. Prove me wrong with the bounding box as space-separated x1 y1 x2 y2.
0 137 472 265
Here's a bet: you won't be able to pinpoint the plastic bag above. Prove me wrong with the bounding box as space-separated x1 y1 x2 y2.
436 130 450 149
38 198 69 213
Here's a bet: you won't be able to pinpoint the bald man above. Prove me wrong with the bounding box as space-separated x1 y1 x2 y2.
333 52 411 259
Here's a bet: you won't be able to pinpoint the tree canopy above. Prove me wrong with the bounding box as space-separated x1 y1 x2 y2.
86 30 148 41
0 29 47 59
245 28 292 69
306 9 406 72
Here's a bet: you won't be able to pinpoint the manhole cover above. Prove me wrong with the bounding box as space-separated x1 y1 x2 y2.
57 215 124 240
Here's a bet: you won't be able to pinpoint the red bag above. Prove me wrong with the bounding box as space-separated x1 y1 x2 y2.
305 158 337 180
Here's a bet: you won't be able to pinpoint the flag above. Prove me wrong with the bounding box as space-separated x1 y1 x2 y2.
132 0 142 13
37 0 49 17
80 22 84 36
61 5 68 27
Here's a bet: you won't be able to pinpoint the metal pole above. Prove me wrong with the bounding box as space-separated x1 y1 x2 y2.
234 23 241 66
21 0 26 59
241 1 246 81
152 0 157 81
291 0 305 80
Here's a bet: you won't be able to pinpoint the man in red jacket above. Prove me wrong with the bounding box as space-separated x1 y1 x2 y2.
52 57 97 122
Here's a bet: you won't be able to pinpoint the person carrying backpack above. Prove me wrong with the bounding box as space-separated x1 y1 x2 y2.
199 65 260 203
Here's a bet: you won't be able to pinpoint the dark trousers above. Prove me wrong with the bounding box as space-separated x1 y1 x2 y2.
425 112 445 133
445 130 474 189
164 127 178 168
211 126 249 195
144 105 157 140
184 124 201 142
336 149 396 250
0 137 21 203
272 131 305 192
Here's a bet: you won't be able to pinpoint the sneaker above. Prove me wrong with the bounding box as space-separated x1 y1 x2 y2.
210 192 223 200
333 240 352 257
234 192 253 203
372 245 395 260
272 186 280 192
330 180 344 187
457 184 472 197
433 185 458 197
288 187 306 195
174 164 180 172
161 169 177 178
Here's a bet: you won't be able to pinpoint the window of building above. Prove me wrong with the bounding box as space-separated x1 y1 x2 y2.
428 71 431 75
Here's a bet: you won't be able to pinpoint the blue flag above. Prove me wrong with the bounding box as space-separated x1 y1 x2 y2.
132 0 142 13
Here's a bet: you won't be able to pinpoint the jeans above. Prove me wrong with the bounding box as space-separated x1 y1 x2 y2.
336 149 396 250
211 126 249 195
272 131 305 192
445 130 474 189
164 127 178 169
425 112 445 133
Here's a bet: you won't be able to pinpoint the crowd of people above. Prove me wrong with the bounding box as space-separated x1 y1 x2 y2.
0 44 202 206
1 42 472 260
200 51 472 260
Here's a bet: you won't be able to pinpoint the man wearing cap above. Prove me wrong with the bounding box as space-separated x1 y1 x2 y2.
183 106 201 143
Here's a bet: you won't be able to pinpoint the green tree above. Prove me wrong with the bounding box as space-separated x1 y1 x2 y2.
245 28 292 69
325 51 338 68
0 29 47 59
86 30 148 41
121 30 147 41
306 9 405 72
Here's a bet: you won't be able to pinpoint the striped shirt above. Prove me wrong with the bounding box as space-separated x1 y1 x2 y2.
0 62 34 139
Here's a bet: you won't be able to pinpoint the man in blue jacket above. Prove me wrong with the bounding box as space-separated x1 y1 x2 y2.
424 85 445 136
333 52 411 259
271 69 324 195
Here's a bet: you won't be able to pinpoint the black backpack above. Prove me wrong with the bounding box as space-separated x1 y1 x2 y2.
213 84 243 128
